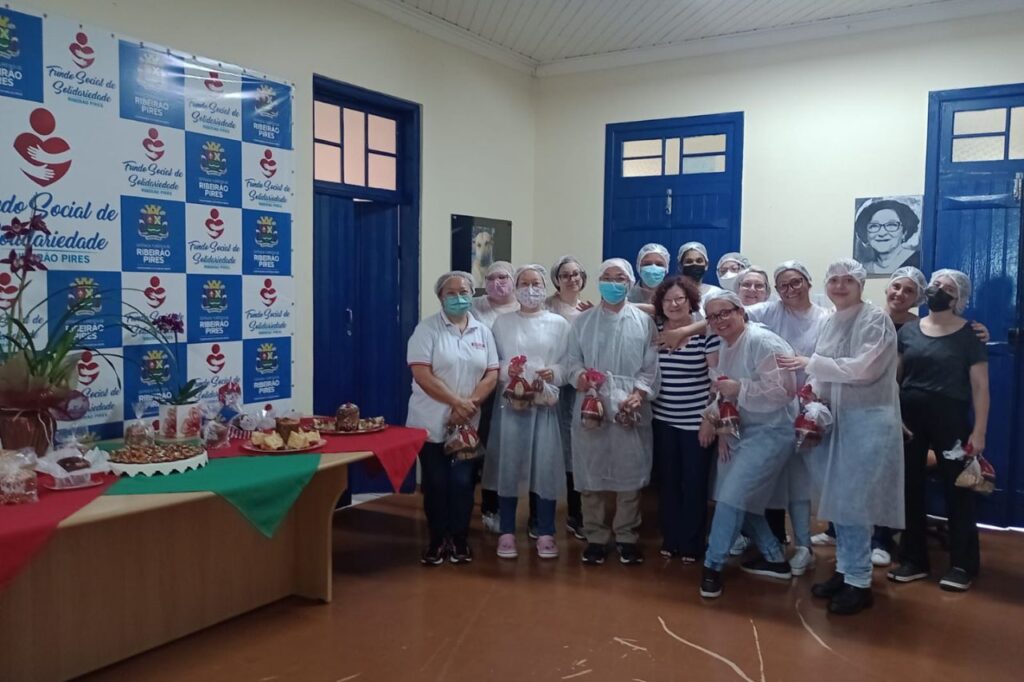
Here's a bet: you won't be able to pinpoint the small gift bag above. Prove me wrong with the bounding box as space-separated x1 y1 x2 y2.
795 401 833 451
0 447 39 504
444 423 482 461
503 356 536 411
532 377 560 407
579 369 607 429
943 441 996 495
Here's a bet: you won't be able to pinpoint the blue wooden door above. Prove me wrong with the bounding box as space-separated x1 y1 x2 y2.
925 86 1024 527
604 113 743 285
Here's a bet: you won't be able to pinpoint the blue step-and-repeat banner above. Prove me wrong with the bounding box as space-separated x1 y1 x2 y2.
0 4 295 438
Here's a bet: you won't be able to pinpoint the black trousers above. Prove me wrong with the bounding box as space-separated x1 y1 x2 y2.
420 442 476 545
764 508 788 546
899 388 980 576
652 419 713 556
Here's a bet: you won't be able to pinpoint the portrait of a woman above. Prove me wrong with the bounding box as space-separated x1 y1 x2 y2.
853 197 922 277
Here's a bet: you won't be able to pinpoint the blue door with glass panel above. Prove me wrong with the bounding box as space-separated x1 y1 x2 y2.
924 84 1024 527
604 113 743 284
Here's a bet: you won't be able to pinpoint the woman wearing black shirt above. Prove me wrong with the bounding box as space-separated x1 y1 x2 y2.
890 269 989 592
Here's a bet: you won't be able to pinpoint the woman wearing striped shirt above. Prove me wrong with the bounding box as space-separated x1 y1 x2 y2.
651 276 720 562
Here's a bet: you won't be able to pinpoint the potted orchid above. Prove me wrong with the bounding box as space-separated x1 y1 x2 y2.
0 214 95 455
146 312 205 440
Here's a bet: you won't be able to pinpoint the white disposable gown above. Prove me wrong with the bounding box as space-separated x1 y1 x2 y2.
567 304 660 492
805 302 905 528
711 323 799 513
484 310 571 500
471 296 519 328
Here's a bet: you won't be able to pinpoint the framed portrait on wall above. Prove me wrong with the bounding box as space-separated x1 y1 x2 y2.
451 214 512 294
853 195 923 278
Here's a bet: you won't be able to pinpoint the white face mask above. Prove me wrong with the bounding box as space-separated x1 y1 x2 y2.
515 285 546 308
719 271 740 292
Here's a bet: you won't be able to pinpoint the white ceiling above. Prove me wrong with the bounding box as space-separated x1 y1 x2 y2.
348 0 1024 75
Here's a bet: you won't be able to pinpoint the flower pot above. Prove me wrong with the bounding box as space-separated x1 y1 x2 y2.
0 408 56 456
159 402 202 441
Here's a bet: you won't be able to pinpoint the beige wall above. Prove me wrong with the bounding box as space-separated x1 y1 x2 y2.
533 10 1024 304
28 0 536 412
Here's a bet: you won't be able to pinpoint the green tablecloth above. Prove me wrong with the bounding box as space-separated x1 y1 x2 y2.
106 454 321 538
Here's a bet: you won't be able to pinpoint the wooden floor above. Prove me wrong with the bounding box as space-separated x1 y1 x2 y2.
83 494 1024 682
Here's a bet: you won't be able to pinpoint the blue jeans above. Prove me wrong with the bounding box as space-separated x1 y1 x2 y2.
419 442 477 545
835 524 873 588
705 503 785 571
789 500 812 548
500 495 556 536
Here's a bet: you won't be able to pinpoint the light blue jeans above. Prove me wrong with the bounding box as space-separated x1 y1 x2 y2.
705 503 785 571
835 524 873 588
789 500 812 548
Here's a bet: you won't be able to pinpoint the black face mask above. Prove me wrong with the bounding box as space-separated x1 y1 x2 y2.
682 264 707 282
926 285 954 312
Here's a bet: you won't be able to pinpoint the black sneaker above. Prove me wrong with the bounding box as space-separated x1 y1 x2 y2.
617 543 644 565
420 541 446 566
828 584 874 615
582 543 607 565
939 567 972 592
527 519 539 540
811 571 845 599
566 516 587 541
887 563 928 583
740 558 792 580
700 566 723 598
449 538 473 564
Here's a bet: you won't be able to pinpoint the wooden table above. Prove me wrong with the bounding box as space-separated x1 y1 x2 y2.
0 451 374 681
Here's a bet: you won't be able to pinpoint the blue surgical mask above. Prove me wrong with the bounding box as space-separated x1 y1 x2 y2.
598 281 628 304
639 265 667 288
442 294 472 316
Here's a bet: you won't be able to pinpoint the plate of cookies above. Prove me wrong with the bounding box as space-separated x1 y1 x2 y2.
312 403 388 435
242 416 325 453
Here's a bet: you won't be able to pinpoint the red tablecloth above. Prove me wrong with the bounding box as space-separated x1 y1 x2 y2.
210 426 427 492
0 474 118 590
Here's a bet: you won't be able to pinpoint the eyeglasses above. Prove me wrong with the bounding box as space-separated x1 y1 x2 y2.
486 273 511 282
706 307 740 324
775 277 806 292
558 270 582 281
663 296 689 308
740 281 768 291
866 221 903 235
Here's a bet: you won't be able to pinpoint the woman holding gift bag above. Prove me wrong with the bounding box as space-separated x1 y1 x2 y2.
698 290 799 600
485 264 571 560
567 258 660 566
889 269 989 592
778 258 904 615
407 271 499 566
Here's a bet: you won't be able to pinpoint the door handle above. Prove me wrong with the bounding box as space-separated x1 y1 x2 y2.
346 307 354 337
665 188 673 216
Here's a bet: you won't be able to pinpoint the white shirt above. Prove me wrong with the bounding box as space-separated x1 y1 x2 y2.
406 312 499 443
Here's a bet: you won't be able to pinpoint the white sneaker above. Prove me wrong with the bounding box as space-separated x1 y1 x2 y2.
482 512 501 534
871 548 892 567
729 535 751 556
810 532 836 547
789 546 815 576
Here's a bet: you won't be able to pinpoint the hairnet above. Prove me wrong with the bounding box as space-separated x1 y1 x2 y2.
702 288 744 310
825 258 867 286
550 255 587 291
598 258 636 285
485 261 515 279
889 266 927 306
773 260 813 284
931 268 972 315
739 266 770 289
636 243 670 270
717 252 751 272
433 270 475 296
677 241 709 264
514 263 548 288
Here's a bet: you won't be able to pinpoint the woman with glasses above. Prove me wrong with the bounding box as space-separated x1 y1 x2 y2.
546 255 593 539
736 266 771 306
650 276 720 563
777 258 904 615
854 199 921 276
698 290 798 599
628 243 671 304
716 252 752 293
889 269 989 593
567 258 660 566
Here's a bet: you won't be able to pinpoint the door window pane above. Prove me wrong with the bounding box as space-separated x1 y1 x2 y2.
682 155 726 174
664 137 680 175
343 108 366 186
314 101 340 143
368 153 397 190
623 158 662 177
683 134 726 155
953 108 1006 135
1010 107 1024 160
952 135 1005 162
314 142 341 182
368 115 397 153
623 139 661 158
